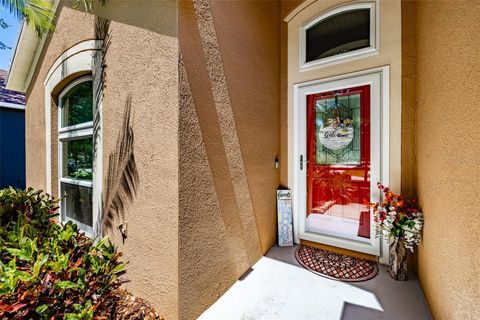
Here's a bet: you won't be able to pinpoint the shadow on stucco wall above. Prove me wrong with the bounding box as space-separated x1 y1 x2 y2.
179 0 281 318
179 58 245 319
91 16 139 241
91 0 177 38
92 16 110 176
102 95 139 237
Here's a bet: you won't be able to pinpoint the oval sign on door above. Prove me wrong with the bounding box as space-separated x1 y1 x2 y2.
318 119 354 150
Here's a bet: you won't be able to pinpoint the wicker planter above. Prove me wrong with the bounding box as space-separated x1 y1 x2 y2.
388 237 408 281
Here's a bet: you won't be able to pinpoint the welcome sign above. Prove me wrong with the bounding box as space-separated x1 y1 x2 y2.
319 125 354 150
277 189 294 247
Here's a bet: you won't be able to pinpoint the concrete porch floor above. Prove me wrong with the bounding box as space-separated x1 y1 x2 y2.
198 245 431 320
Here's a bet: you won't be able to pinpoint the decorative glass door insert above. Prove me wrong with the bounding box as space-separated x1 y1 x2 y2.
306 85 371 242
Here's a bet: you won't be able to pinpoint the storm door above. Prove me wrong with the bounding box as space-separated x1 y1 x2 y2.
305 85 372 243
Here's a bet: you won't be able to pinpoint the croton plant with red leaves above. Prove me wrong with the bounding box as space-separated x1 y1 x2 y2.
0 188 126 319
371 183 423 252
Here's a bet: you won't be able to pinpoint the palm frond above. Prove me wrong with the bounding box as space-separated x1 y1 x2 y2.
0 0 24 18
22 0 55 37
103 95 139 230
71 0 105 13
0 18 9 29
1 0 55 37
0 17 11 49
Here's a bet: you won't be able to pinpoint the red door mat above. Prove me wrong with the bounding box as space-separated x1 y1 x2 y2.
295 245 378 282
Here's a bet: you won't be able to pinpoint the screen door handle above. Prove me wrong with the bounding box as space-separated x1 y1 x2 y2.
300 155 308 170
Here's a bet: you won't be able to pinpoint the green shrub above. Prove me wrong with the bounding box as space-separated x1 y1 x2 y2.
0 188 127 319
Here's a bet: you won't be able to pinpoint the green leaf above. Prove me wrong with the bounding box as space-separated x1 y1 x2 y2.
73 303 83 311
6 248 22 256
16 270 33 281
33 253 49 277
54 280 79 290
35 304 49 316
48 252 70 272
109 262 127 276
59 224 74 242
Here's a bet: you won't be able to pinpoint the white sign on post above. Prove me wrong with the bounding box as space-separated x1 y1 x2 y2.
277 189 294 247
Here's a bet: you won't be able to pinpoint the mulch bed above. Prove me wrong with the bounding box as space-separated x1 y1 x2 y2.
98 289 164 320
295 245 378 282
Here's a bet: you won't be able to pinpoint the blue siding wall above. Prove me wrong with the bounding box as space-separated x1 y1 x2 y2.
0 108 25 189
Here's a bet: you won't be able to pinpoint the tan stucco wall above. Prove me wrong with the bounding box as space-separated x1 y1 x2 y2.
24 2 179 318
400 0 416 200
400 0 417 270
280 1 301 187
179 0 281 318
26 1 280 318
410 1 480 318
24 4 96 190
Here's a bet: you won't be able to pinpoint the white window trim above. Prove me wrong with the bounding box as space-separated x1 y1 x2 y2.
58 76 94 236
58 128 93 141
290 66 390 263
299 2 379 71
60 178 93 188
59 122 94 134
44 40 102 238
0 102 26 110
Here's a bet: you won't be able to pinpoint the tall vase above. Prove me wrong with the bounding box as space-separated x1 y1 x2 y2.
388 237 408 281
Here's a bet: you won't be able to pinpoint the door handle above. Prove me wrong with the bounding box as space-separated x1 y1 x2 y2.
300 154 308 170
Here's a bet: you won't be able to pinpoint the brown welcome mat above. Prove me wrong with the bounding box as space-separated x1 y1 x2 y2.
295 245 378 282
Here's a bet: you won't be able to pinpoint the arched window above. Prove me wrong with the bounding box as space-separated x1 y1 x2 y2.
58 76 94 235
300 3 377 70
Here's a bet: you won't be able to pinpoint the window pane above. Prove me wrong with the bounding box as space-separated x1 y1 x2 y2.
61 81 93 127
61 182 93 227
306 9 370 62
62 138 93 181
315 93 361 165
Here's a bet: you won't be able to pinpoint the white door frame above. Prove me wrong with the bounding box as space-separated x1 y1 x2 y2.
289 66 390 259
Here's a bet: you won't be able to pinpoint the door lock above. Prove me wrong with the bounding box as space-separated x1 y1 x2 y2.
300 154 308 170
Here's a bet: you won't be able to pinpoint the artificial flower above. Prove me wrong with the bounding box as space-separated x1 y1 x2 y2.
371 184 423 252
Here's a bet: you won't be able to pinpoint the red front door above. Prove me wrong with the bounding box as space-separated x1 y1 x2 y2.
306 85 371 241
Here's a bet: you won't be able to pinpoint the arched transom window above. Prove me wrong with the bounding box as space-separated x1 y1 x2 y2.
300 3 377 70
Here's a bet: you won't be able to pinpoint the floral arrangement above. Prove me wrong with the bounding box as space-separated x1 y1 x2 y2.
371 183 423 252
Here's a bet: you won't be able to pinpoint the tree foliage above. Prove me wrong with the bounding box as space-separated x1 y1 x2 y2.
0 18 10 50
0 0 106 40
71 0 105 13
1 0 55 37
